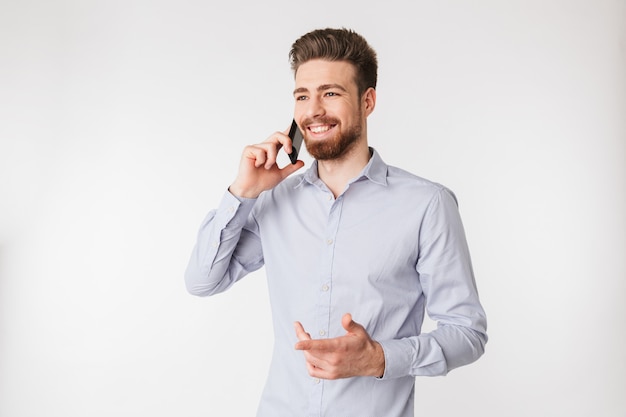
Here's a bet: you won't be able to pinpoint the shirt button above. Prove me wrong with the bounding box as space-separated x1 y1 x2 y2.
319 330 326 336
321 284 329 292
326 239 333 245
313 378 320 384
327 195 333 201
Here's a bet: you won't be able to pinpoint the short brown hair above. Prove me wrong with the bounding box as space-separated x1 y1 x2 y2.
289 28 378 96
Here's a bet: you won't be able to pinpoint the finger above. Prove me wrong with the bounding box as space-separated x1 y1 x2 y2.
282 125 293 154
271 129 294 155
295 338 338 352
341 313 354 332
343 313 364 334
242 145 267 168
264 142 279 169
279 160 305 178
264 130 290 148
301 351 329 375
303 354 340 380
341 313 368 338
260 130 296 169
305 360 317 376
248 141 280 170
294 321 312 342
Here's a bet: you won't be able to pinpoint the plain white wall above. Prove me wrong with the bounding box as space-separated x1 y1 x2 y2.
1 1 624 416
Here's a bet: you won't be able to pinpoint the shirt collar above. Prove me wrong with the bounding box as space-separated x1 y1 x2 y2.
296 147 388 188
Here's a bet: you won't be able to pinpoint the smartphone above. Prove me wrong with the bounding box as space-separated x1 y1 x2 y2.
288 119 304 165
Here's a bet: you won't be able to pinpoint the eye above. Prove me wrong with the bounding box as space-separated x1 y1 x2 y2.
295 95 308 101
325 91 338 97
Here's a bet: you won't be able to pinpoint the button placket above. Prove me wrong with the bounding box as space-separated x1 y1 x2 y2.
316 197 342 342
308 191 343 409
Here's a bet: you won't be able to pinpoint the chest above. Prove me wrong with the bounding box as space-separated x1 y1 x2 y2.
257 183 426 285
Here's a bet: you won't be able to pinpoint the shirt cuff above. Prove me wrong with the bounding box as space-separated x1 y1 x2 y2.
378 336 448 379
377 338 416 380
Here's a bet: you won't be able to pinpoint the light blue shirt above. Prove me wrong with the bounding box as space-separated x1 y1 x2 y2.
185 149 487 417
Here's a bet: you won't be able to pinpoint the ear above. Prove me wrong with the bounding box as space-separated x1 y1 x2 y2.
362 87 376 116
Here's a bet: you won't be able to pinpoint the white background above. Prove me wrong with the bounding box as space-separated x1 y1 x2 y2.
1 1 625 416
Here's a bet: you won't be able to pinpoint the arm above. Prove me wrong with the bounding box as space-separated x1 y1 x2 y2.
184 129 305 296
184 191 262 296
292 188 487 379
380 188 488 378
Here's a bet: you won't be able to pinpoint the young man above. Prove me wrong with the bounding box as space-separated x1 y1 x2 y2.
185 28 487 417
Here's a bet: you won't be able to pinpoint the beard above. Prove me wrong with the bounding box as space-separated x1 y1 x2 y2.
303 117 363 161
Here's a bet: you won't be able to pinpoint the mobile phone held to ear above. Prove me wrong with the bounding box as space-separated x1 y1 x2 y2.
288 119 304 165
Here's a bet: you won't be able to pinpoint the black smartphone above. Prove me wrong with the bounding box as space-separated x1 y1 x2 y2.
288 119 304 164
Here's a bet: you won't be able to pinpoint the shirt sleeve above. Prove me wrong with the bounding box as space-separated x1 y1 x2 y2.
379 187 488 379
184 190 264 296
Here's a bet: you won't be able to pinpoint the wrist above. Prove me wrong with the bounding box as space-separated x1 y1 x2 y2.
228 183 260 199
371 341 386 378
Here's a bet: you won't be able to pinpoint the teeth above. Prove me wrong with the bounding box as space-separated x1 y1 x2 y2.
310 125 331 133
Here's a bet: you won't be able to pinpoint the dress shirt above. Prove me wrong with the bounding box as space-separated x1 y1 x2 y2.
185 148 487 417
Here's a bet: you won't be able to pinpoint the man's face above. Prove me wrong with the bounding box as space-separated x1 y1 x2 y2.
293 59 365 161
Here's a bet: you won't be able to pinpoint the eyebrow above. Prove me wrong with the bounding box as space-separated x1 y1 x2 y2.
293 83 348 96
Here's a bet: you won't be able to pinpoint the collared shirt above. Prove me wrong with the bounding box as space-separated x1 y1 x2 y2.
185 149 487 417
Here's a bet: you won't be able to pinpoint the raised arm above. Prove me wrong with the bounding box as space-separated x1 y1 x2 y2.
184 129 305 296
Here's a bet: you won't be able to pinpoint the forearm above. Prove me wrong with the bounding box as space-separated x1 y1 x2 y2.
377 187 487 378
184 191 261 296
378 323 487 379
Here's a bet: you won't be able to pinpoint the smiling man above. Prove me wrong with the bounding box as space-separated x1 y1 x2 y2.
185 28 488 417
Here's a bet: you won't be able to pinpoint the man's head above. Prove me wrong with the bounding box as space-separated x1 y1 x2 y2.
290 29 377 161
289 28 377 97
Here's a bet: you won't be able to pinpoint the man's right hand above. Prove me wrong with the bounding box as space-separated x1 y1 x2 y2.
228 129 305 199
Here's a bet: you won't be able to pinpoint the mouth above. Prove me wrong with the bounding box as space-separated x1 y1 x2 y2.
307 123 337 139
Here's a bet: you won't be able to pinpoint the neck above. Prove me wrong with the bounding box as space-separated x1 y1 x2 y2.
317 141 371 198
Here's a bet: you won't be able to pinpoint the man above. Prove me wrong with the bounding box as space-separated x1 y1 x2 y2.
185 28 487 417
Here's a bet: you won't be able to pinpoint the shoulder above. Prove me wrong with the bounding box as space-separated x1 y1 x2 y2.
369 149 454 201
385 164 457 204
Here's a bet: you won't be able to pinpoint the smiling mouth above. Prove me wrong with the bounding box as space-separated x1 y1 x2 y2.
308 124 336 135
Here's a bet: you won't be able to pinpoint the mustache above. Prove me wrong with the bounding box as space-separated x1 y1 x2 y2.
301 117 340 126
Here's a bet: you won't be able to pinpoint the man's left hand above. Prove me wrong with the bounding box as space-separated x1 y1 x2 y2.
294 313 385 380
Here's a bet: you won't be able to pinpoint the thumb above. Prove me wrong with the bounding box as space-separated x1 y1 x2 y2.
280 160 305 178
294 321 312 341
341 313 362 334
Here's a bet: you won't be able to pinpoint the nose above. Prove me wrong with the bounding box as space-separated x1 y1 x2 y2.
304 96 325 119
